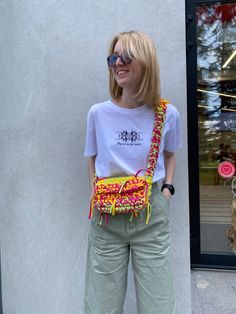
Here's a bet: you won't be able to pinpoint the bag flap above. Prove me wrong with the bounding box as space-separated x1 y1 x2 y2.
95 176 148 194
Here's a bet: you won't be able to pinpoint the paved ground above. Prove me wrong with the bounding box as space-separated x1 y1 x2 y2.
192 269 236 314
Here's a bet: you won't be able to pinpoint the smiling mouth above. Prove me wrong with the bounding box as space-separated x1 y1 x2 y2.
117 70 129 76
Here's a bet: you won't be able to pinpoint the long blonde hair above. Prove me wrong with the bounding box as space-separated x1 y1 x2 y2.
108 31 161 108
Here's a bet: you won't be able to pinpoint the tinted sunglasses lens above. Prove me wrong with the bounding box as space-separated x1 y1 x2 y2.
107 53 133 67
123 54 132 64
107 55 118 67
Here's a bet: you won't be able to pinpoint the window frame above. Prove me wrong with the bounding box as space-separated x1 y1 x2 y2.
186 0 236 270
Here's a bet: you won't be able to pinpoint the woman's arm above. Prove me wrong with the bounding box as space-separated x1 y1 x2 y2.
162 150 176 199
88 156 96 197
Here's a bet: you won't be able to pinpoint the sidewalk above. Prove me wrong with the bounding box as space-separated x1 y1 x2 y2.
192 269 236 314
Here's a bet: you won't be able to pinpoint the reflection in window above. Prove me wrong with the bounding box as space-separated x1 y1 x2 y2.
196 3 236 255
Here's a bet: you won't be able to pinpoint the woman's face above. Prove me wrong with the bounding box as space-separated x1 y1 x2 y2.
111 39 143 92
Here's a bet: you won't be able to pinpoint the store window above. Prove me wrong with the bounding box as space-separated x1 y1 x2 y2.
187 0 236 268
197 3 236 255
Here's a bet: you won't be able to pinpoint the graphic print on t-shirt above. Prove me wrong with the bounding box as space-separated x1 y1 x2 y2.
116 129 143 146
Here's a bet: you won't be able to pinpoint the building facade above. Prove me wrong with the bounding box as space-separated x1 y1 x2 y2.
1 0 235 313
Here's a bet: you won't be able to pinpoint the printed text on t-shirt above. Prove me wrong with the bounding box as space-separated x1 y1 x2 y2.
116 130 143 146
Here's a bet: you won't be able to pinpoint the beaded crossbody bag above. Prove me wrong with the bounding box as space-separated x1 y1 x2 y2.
89 99 168 224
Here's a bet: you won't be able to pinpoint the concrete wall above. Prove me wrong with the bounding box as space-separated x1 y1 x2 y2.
0 0 190 313
0 256 2 314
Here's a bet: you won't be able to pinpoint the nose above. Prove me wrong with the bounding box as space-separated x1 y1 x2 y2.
115 55 124 66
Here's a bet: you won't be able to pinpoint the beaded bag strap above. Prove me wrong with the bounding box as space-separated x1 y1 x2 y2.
145 98 168 179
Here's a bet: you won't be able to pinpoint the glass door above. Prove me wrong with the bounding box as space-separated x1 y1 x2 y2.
187 0 236 269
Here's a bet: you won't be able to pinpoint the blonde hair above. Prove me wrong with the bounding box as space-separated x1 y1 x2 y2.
226 196 236 253
108 31 161 108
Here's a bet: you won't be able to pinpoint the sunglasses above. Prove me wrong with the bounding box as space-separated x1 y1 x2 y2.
107 52 133 68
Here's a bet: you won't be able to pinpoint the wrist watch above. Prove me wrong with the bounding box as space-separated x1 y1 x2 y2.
161 183 175 195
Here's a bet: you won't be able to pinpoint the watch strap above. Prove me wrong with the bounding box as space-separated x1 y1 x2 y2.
161 183 175 195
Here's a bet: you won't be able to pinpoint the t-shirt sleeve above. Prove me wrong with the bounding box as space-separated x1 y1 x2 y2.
84 108 97 157
164 106 182 152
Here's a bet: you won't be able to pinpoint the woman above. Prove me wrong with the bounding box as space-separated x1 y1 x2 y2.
84 31 181 314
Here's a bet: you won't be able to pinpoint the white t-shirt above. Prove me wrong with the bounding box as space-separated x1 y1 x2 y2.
84 99 182 182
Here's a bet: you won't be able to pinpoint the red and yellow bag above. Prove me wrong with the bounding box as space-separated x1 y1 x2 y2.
89 99 168 224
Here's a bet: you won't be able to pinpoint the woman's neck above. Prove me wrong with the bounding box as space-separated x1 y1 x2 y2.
114 92 143 109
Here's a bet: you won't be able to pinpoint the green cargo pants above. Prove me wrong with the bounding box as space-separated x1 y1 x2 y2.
83 183 176 314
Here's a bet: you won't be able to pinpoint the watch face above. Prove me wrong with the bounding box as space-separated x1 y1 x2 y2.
170 186 175 195
167 185 174 195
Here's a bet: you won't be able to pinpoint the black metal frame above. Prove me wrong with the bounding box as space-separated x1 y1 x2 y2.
186 0 236 269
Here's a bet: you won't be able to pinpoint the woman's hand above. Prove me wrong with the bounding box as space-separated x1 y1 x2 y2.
161 187 172 200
